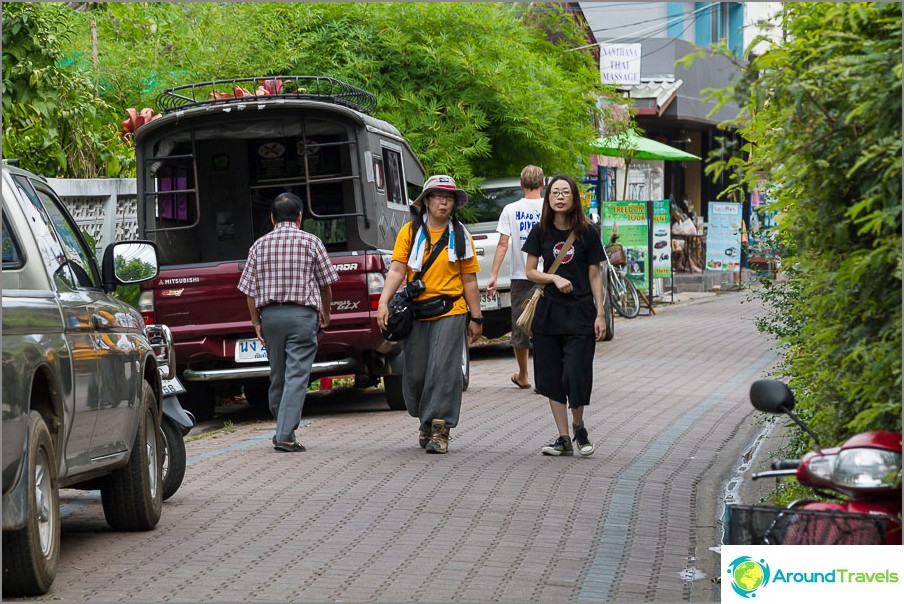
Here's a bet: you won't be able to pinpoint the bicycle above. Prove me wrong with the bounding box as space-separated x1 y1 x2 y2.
602 238 641 319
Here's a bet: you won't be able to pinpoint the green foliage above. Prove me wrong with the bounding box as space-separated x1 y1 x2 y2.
51 2 611 191
699 3 902 448
113 284 141 310
1 2 134 177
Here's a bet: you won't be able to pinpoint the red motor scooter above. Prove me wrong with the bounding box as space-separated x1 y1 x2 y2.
725 379 902 545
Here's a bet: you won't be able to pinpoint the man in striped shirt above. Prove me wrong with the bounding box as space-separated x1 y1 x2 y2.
238 193 339 452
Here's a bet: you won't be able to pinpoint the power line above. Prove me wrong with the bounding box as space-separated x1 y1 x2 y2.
571 2 718 51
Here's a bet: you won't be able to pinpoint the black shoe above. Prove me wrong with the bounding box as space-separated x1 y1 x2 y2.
541 435 574 456
572 424 595 457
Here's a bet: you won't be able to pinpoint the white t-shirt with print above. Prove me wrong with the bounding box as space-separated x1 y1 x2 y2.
496 197 544 280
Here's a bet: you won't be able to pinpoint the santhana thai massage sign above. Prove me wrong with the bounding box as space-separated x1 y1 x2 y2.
704 202 743 272
601 201 649 290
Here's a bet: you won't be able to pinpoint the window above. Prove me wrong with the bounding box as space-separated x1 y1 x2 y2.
156 162 193 222
1 215 23 268
13 175 99 289
468 184 524 224
382 146 405 207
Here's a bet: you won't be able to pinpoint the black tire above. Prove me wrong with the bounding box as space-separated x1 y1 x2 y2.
609 268 641 319
384 374 406 410
160 418 186 501
621 275 641 318
100 382 162 531
180 380 216 422
2 412 60 597
461 336 470 391
603 290 615 341
241 378 270 408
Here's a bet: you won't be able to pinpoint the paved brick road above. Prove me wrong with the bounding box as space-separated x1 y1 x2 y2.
35 292 776 602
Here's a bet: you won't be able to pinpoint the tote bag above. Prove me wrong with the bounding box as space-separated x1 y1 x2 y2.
515 231 577 338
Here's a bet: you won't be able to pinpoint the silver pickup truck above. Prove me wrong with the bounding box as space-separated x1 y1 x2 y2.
2 163 167 597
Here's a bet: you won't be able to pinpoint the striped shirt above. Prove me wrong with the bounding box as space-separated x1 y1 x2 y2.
238 222 338 310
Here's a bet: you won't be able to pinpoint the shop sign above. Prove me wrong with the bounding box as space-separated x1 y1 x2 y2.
602 201 650 291
704 201 743 272
651 199 672 279
600 43 642 85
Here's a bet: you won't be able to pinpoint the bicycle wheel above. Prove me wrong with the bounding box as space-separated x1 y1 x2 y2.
609 268 641 319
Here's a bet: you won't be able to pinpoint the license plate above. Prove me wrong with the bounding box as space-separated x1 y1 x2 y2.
480 291 500 311
162 376 186 396
235 338 268 363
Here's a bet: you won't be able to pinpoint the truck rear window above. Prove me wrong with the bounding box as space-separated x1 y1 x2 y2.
144 116 361 264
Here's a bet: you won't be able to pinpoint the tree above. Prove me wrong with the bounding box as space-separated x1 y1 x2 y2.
47 2 614 190
1 2 133 177
699 3 902 447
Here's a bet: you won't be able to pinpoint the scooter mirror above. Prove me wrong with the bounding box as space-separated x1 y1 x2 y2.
749 379 795 414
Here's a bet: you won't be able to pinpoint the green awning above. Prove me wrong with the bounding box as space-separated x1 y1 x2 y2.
593 130 701 161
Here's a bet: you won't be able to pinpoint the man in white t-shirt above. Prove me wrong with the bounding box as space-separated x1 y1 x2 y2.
486 165 545 389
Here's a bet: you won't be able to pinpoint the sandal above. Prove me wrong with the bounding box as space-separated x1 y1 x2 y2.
511 375 532 389
274 441 306 453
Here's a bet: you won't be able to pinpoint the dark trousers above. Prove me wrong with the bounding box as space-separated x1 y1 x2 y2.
532 332 596 408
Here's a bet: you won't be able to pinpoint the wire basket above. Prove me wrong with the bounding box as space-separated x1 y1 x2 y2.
725 504 889 545
605 243 626 267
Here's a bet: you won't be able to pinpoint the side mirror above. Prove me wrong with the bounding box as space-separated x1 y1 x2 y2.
102 241 159 292
749 379 795 414
749 379 822 451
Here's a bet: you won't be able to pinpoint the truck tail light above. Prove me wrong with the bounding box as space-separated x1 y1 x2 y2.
138 290 156 325
366 272 385 311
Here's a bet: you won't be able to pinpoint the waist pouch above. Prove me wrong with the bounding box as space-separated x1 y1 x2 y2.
412 294 461 320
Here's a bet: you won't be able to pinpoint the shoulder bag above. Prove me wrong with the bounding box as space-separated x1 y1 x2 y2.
516 230 577 338
381 228 452 341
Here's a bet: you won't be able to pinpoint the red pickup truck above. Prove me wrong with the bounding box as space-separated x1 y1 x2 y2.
133 76 435 419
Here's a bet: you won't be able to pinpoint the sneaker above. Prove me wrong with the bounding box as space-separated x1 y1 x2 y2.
572 424 595 457
425 419 449 454
541 435 574 456
418 430 429 449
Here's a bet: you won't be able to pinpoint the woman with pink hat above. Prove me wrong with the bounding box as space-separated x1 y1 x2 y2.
376 175 483 454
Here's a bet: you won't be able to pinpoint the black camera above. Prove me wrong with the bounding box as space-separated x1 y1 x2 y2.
404 278 426 298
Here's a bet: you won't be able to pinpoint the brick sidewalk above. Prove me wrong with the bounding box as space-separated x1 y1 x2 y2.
38 292 774 603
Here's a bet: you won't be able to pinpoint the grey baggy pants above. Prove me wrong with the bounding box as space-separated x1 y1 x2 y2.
402 313 467 433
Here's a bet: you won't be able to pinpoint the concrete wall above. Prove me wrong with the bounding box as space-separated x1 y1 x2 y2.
48 178 138 257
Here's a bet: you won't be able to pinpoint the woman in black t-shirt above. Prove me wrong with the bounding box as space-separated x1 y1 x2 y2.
522 174 607 457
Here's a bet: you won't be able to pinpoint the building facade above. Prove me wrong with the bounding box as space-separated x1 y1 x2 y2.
581 1 782 218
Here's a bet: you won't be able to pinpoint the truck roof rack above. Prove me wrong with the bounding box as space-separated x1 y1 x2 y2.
155 75 376 115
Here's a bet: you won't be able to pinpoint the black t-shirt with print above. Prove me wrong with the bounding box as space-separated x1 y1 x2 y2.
522 224 604 335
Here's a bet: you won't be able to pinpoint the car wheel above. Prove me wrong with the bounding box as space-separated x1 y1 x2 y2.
160 417 186 501
1 411 60 597
383 374 406 410
100 381 162 531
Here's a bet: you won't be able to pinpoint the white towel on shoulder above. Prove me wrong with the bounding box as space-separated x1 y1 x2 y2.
406 216 475 272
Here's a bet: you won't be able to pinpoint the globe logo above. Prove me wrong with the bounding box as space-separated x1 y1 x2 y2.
727 556 770 598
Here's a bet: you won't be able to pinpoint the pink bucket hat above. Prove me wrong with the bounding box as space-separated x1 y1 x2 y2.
412 174 468 208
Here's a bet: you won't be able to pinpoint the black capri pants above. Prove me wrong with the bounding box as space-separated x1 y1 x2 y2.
532 332 596 408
